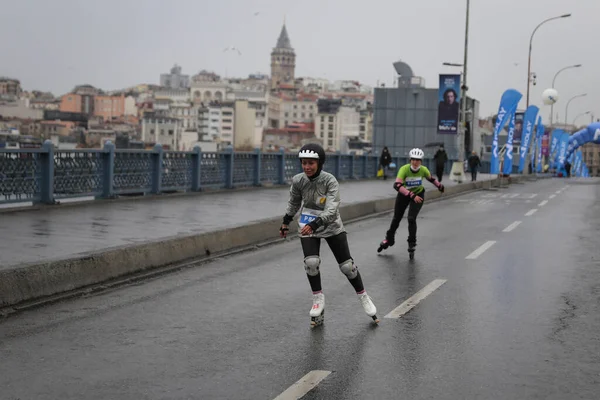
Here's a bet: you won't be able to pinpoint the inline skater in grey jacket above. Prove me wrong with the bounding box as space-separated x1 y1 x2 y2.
279 143 379 327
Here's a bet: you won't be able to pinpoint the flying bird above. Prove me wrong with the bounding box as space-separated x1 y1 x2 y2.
223 46 242 55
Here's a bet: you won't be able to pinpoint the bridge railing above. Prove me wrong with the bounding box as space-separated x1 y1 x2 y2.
0 140 494 205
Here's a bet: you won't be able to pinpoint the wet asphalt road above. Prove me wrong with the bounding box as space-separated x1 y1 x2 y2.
1 177 599 400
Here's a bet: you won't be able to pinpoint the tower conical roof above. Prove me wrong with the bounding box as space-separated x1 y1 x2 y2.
275 24 293 50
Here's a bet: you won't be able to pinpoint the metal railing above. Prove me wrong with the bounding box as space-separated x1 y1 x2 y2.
0 140 500 205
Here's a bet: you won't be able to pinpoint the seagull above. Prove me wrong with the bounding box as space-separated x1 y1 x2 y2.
223 46 242 55
254 12 260 16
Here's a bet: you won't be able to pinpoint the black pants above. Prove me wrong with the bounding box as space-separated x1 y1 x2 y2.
386 190 424 244
471 169 478 181
435 166 444 182
381 164 389 180
301 232 364 293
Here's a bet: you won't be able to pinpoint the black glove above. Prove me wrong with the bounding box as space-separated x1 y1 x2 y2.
439 184 445 193
393 182 401 192
307 217 322 232
279 225 289 238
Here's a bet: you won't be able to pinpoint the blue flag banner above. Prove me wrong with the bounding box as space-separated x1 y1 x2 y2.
502 113 516 175
575 151 582 176
557 132 570 167
549 129 562 163
530 116 541 172
519 105 539 173
536 132 543 173
490 89 522 174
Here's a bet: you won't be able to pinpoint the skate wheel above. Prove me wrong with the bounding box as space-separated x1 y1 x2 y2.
310 310 324 328
409 252 414 260
377 246 383 253
371 315 380 324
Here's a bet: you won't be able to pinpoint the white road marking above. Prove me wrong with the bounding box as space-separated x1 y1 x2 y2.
526 194 538 199
384 279 447 319
549 194 556 199
466 241 496 260
525 209 538 216
555 190 562 194
538 200 548 207
273 370 331 400
503 221 522 232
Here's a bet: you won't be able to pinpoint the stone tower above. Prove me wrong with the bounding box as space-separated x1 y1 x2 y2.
270 22 296 91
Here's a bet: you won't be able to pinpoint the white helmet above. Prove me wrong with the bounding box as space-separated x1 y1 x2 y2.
409 148 424 160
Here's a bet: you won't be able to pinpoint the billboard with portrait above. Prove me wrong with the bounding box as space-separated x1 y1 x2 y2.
437 74 461 134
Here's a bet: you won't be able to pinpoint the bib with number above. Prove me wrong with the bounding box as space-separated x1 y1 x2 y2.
298 208 322 229
405 177 422 188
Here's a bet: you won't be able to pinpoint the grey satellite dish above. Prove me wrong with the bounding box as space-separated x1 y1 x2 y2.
393 61 414 78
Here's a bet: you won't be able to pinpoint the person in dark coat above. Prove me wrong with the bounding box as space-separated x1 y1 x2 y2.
433 144 448 182
468 151 482 181
379 146 392 180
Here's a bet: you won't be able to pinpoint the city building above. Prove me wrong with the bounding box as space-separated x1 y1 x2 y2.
160 64 190 89
280 92 318 128
372 60 481 160
581 142 600 176
191 70 228 104
141 114 182 150
263 122 316 151
0 77 22 97
315 99 365 152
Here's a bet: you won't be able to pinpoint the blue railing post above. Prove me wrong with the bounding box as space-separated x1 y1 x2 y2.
191 145 202 191
101 141 115 199
362 153 368 178
39 140 55 204
151 143 163 194
335 151 341 178
374 156 379 178
254 148 261 186
278 148 286 185
349 154 355 179
224 146 234 189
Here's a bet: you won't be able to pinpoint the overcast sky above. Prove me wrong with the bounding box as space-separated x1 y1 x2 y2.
1 0 597 123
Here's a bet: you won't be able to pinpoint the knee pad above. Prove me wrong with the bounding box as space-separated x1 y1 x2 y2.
304 256 321 276
339 259 358 279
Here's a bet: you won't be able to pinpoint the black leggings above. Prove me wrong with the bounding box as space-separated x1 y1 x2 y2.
386 190 425 244
300 232 365 293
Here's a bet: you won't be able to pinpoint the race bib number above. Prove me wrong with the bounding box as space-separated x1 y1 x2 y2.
405 177 422 188
299 208 321 229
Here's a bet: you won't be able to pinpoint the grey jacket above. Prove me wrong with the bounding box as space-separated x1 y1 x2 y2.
284 171 345 238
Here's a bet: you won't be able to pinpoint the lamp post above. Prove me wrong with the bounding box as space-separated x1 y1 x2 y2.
526 13 572 108
572 111 590 127
565 93 587 131
445 0 470 183
550 64 581 126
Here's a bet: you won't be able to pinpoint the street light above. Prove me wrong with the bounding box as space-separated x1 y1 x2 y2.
526 13 572 108
550 64 582 126
573 111 591 127
446 0 470 183
565 93 587 130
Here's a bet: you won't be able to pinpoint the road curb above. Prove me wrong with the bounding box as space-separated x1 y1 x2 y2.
0 176 538 311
